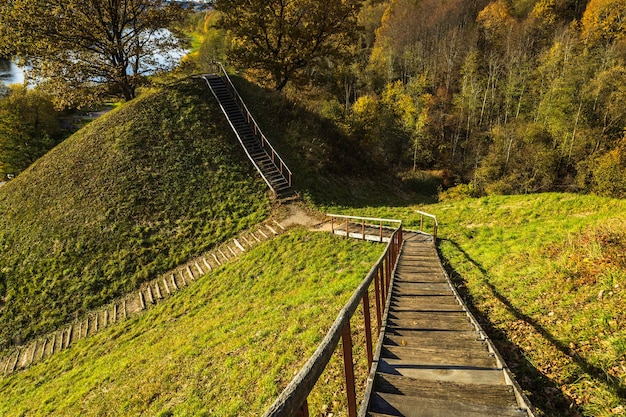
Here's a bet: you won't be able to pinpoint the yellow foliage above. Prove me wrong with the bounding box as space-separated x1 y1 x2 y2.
581 0 626 47
352 94 379 117
529 0 557 27
477 0 515 46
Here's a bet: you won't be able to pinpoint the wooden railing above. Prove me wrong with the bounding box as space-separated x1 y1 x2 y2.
262 219 404 417
327 214 402 243
209 62 292 188
416 210 438 245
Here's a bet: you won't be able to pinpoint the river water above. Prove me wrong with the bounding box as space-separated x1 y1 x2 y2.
1 29 186 87
0 59 25 86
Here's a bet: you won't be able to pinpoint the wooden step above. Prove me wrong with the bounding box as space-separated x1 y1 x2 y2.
380 345 497 368
376 358 506 385
368 392 527 417
384 330 486 351
374 374 520 408
393 273 447 283
392 282 451 292
391 287 452 296
390 294 460 307
386 311 467 321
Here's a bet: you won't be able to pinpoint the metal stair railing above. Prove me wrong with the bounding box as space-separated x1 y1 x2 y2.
203 75 277 194
207 62 292 190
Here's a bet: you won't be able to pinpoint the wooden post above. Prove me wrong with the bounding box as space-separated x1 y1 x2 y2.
374 268 382 332
345 218 349 239
341 322 357 417
378 258 387 308
186 265 195 282
154 283 162 299
146 286 154 304
203 257 213 271
40 338 48 360
363 292 373 369
379 221 383 242
296 399 310 417
10 349 19 373
331 216 334 234
66 325 73 348
361 219 365 240
139 291 145 310
30 341 38 363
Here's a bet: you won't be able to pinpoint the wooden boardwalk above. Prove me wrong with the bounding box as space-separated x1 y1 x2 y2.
363 232 532 417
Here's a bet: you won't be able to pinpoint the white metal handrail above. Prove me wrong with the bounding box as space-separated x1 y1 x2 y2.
211 62 292 188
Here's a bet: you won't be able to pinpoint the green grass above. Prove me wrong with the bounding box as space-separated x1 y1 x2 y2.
325 193 626 416
0 78 270 348
0 229 383 417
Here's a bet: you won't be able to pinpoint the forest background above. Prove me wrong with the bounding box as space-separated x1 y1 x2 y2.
196 0 626 200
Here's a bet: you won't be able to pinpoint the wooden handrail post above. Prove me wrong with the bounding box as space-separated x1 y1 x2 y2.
379 222 383 242
363 292 373 369
361 220 365 240
345 218 349 239
331 216 334 234
374 268 382 332
381 260 387 303
341 322 357 417
386 251 392 289
296 400 310 417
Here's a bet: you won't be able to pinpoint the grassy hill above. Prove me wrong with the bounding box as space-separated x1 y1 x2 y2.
0 229 383 417
0 78 270 348
327 193 626 417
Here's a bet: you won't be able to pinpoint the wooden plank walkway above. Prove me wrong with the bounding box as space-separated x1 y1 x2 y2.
364 231 532 417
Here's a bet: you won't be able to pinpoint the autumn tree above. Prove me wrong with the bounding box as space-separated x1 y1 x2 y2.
0 86 66 178
581 0 626 49
0 0 186 107
215 0 362 91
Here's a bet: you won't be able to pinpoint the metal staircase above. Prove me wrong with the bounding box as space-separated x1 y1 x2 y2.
203 68 293 199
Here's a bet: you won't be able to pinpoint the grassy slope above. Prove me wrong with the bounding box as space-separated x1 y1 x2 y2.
326 193 626 417
0 78 270 347
0 229 383 417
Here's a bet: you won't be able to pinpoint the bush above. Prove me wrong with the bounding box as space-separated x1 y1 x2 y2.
438 182 479 201
591 138 626 198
